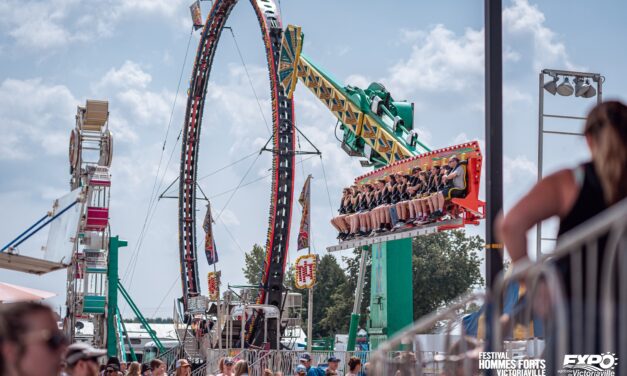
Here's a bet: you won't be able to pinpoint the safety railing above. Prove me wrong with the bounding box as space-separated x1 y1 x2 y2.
370 293 485 376
202 349 449 376
370 197 627 375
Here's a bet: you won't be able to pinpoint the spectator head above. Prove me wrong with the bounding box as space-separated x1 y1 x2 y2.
175 359 190 369
584 100 627 204
411 166 422 175
233 359 249 376
175 359 191 376
104 364 120 375
65 342 106 376
150 359 166 375
327 356 340 371
127 362 141 375
263 368 273 376
0 302 68 376
295 364 307 376
140 363 151 375
223 357 234 371
348 356 362 372
299 352 312 368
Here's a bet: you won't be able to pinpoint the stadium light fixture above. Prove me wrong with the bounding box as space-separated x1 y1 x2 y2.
556 77 574 96
543 75 559 95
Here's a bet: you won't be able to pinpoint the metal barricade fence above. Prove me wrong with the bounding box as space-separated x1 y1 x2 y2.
370 293 485 376
369 197 627 375
491 197 627 374
201 349 445 375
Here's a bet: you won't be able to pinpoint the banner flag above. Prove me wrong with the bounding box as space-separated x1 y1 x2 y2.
203 202 219 265
297 175 312 250
189 0 203 30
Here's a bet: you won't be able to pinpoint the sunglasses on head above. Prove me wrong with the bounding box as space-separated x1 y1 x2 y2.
225 362 234 366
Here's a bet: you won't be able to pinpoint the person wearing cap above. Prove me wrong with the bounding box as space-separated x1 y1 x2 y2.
326 356 340 373
299 352 325 376
432 155 466 219
64 342 106 376
217 357 234 376
174 358 191 376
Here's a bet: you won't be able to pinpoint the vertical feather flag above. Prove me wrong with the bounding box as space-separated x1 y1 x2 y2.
203 202 219 265
189 0 203 30
297 175 312 251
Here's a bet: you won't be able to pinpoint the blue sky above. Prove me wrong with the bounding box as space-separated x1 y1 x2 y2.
1 0 626 318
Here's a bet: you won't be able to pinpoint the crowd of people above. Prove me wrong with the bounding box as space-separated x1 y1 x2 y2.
0 301 192 376
212 352 365 376
331 155 468 240
0 301 369 376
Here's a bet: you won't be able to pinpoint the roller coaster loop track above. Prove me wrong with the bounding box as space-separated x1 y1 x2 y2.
178 0 295 348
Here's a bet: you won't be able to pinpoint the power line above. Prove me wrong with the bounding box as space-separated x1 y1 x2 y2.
197 150 258 182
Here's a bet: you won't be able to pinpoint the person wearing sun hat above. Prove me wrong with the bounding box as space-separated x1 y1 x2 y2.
64 342 107 376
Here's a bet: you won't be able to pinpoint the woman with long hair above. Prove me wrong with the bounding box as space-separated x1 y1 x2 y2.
500 100 627 369
345 356 362 376
126 362 141 376
233 360 249 376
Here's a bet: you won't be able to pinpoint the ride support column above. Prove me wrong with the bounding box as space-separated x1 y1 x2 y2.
368 238 413 349
107 236 127 357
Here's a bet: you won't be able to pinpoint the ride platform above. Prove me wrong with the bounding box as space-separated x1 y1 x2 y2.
327 217 463 252
0 252 67 275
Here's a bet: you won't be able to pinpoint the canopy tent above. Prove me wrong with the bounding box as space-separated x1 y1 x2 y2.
0 282 56 303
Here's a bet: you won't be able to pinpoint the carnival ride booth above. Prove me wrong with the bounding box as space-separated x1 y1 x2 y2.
328 142 485 251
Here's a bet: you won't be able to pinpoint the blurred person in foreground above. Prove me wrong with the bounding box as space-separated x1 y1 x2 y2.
500 101 627 361
0 302 68 376
65 342 107 376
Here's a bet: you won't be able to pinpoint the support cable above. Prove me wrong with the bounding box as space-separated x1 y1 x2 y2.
319 156 336 220
122 28 193 286
226 27 271 135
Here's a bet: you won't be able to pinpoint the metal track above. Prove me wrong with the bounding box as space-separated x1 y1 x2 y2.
178 0 295 348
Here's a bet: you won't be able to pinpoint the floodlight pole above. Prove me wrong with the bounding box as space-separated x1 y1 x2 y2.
536 69 603 259
485 0 503 289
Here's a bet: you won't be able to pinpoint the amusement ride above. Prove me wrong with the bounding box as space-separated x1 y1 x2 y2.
0 0 486 366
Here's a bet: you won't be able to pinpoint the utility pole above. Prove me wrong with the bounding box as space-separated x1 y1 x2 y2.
484 0 504 289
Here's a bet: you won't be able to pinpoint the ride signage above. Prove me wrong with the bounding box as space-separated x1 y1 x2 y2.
294 254 317 289
207 271 220 301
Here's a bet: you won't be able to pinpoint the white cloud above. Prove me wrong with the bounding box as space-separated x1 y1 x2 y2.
0 0 187 50
503 0 579 71
95 61 153 90
385 24 484 97
0 78 77 159
503 155 537 185
218 209 240 227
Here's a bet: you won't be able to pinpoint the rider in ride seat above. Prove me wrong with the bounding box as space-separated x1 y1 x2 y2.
431 155 467 219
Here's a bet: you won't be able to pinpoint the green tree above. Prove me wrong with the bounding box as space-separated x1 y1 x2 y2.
411 230 484 320
242 243 265 286
321 248 371 334
322 230 483 334
300 254 347 338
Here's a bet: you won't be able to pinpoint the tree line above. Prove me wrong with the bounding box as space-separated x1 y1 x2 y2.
243 229 484 338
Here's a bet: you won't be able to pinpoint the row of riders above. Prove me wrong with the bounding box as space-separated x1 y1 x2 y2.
331 155 467 240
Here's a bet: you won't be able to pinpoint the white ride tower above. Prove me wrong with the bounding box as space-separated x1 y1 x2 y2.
64 100 114 347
